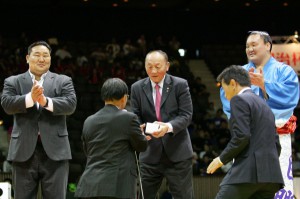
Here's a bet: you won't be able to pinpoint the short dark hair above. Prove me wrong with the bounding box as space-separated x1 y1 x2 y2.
217 65 251 87
27 41 52 55
247 31 272 52
101 78 128 101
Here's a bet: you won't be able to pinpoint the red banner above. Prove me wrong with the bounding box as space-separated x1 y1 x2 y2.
272 43 300 75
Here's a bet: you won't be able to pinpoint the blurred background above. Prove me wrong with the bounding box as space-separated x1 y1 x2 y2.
0 0 300 198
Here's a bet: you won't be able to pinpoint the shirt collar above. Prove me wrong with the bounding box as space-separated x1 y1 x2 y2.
238 87 251 95
28 70 48 83
150 75 165 89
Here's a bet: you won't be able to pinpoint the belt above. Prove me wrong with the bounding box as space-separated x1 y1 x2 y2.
276 115 297 135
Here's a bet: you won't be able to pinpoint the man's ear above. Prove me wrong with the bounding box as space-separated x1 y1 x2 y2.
121 95 126 103
229 79 236 87
166 62 170 72
266 42 271 52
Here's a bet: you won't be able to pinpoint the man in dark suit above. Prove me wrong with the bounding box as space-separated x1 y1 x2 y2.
131 50 194 199
207 65 284 199
1 41 77 199
75 78 148 199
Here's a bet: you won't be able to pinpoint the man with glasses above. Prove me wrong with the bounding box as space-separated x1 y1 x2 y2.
220 31 299 198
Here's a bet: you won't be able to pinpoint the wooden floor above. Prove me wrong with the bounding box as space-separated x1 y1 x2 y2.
1 172 300 198
156 175 223 198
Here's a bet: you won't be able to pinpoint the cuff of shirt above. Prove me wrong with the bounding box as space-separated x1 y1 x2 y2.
45 98 54 112
25 92 34 108
166 122 173 133
217 157 224 165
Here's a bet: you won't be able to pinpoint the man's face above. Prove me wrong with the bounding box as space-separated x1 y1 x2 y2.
145 52 169 83
26 45 51 77
245 34 270 65
222 79 235 101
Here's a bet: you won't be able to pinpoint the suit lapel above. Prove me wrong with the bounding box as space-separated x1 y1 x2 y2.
22 72 40 111
161 74 172 107
22 71 34 94
42 72 54 97
142 78 155 107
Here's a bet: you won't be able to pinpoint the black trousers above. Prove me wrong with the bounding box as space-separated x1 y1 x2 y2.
215 183 282 199
139 153 194 199
12 142 69 199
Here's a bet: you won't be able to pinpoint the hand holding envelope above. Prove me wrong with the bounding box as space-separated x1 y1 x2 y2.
145 122 160 134
140 123 152 141
145 122 169 138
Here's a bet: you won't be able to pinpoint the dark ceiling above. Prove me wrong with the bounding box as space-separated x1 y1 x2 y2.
0 0 299 46
1 0 299 11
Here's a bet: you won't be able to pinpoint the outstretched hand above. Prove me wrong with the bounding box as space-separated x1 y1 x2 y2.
207 157 223 174
140 123 152 140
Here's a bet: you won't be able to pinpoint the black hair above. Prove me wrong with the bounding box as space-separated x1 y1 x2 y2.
101 78 128 101
27 41 52 55
247 31 272 52
217 65 251 87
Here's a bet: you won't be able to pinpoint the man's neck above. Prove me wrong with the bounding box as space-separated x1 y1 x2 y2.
35 76 41 81
237 87 251 95
29 70 44 81
254 54 271 69
105 101 122 109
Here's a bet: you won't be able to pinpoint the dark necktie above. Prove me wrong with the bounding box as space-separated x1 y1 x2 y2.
155 84 161 121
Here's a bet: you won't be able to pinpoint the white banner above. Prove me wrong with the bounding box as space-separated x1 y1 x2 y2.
272 43 300 75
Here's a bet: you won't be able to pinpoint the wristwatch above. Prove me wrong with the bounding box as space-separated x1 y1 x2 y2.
43 98 49 108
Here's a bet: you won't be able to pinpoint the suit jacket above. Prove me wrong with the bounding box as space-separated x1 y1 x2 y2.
130 74 193 163
75 105 148 198
1 71 77 162
219 89 284 185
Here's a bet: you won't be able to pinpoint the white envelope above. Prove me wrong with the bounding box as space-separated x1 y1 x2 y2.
145 122 160 134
